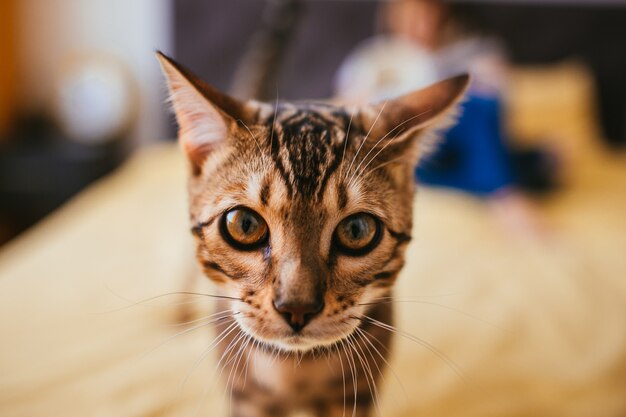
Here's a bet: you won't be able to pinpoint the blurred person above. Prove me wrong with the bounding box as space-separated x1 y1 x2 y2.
336 0 558 236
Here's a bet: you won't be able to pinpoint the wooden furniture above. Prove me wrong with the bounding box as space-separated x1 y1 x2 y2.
0 0 17 137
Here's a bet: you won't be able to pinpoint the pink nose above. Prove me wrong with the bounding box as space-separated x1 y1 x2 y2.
273 299 324 332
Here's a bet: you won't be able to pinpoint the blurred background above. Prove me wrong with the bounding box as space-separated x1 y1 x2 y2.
0 0 173 243
1 2 626 417
1 0 626 245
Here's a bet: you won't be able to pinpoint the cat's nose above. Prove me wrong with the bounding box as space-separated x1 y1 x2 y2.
273 298 324 332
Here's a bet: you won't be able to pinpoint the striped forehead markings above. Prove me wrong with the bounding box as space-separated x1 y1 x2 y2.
259 177 271 206
267 107 354 201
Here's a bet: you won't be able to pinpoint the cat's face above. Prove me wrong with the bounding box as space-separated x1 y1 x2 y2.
158 52 468 352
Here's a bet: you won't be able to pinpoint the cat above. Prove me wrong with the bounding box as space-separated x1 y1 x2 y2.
157 51 468 417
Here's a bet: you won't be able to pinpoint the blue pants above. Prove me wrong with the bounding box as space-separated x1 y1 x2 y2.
416 94 513 196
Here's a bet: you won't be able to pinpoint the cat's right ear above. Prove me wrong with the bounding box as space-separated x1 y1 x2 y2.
358 74 470 165
157 52 252 173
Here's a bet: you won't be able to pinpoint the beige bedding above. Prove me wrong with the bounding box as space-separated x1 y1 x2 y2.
1 65 625 417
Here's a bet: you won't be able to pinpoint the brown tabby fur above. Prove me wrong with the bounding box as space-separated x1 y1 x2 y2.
157 52 468 417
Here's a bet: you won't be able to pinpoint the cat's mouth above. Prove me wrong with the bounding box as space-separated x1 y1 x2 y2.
235 314 358 353
271 331 355 352
280 334 317 350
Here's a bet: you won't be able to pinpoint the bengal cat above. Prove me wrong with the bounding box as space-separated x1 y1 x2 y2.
157 52 468 417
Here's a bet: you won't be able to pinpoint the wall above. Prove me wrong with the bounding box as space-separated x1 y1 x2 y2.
17 0 173 143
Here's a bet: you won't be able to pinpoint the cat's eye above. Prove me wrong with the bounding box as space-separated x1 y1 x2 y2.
333 213 382 256
221 207 269 250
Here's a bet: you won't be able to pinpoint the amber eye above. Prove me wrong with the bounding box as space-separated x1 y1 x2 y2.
333 213 382 256
221 207 269 249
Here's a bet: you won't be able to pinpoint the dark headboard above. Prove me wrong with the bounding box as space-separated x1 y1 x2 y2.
175 0 626 146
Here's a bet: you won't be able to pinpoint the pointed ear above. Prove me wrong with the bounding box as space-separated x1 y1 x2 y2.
156 51 256 173
360 74 470 163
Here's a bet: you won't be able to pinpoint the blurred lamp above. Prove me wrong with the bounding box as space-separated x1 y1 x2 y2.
53 54 137 145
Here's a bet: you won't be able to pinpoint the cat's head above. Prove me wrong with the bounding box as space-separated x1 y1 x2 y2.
158 52 468 352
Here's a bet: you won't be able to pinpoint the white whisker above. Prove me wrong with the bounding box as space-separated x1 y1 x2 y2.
338 109 355 181
179 318 240 392
360 299 502 330
360 314 467 381
142 312 238 360
349 110 432 187
347 112 425 186
238 119 263 155
194 326 243 417
357 326 408 401
345 101 387 181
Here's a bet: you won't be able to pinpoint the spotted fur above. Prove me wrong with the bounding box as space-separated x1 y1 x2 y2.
158 52 468 417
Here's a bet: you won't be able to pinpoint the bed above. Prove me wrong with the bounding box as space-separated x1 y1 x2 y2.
1 64 625 417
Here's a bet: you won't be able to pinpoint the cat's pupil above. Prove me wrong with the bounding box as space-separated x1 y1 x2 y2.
241 216 253 234
350 221 363 239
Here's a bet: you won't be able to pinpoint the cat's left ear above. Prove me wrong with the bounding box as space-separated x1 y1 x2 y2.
157 52 259 173
360 74 470 164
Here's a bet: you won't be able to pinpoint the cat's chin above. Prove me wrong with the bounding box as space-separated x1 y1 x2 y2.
234 313 358 353
238 322 354 353
269 334 347 353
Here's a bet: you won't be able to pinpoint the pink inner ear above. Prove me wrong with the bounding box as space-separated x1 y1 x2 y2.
158 53 237 172
182 141 218 175
166 77 232 171
177 105 229 172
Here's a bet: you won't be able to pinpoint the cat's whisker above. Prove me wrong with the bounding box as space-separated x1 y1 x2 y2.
220 330 248 371
227 333 252 414
348 332 380 416
142 312 239 360
214 330 248 416
238 118 264 155
167 308 236 327
369 292 467 301
213 330 239 382
356 156 405 181
347 112 425 186
344 337 359 417
338 109 355 181
338 345 348 417
354 327 386 390
355 325 409 410
198 328 243 417
359 299 502 330
350 109 434 187
345 101 387 181
234 335 254 409
325 324 348 415
235 333 253 381
268 344 277 367
179 318 240 392
354 314 467 381
183 312 240 417
242 336 258 390
296 349 305 367
100 291 243 314
356 326 409 402
355 332 382 417
339 339 356 417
